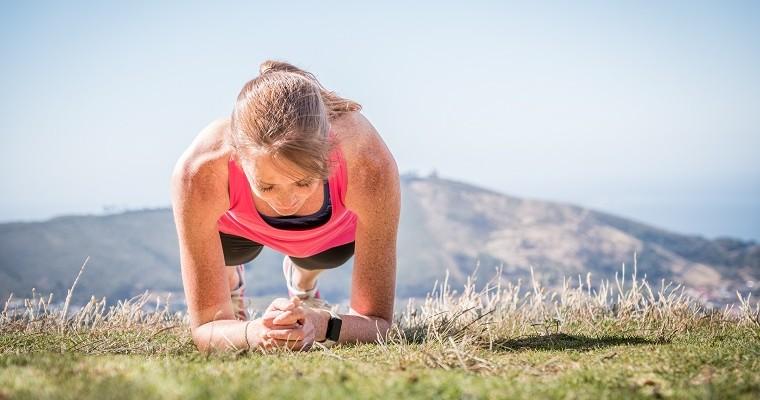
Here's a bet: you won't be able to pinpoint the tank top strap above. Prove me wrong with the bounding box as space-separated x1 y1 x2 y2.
226 156 246 211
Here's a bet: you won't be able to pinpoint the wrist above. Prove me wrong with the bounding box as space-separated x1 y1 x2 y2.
244 320 255 350
245 318 268 350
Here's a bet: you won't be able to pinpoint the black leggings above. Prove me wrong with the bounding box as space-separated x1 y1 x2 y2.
219 231 355 270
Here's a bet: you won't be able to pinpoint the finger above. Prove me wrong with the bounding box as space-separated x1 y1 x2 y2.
261 313 299 329
254 325 298 346
261 310 283 322
273 308 306 325
262 309 301 322
262 319 300 330
265 298 296 312
266 298 297 312
260 328 315 351
266 326 309 341
267 324 315 349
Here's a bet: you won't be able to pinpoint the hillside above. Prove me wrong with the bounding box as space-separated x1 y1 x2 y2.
1 173 757 306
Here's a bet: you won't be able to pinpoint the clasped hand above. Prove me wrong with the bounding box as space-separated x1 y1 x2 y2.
249 296 322 351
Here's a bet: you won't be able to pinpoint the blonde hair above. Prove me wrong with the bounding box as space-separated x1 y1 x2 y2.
229 60 362 180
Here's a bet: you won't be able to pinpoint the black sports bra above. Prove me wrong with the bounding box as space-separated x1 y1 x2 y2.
257 180 332 231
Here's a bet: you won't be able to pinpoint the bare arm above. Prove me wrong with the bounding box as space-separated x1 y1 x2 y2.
170 121 256 354
333 113 401 344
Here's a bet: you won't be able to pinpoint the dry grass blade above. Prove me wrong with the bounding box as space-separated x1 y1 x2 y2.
59 256 90 334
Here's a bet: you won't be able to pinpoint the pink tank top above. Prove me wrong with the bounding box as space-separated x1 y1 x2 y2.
217 131 358 258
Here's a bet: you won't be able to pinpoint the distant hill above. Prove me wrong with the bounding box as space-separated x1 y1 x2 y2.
1 173 757 307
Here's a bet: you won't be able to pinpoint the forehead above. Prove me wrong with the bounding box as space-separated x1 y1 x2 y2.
245 153 310 184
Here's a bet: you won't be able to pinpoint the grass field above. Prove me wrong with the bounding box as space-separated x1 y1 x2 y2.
2 261 759 399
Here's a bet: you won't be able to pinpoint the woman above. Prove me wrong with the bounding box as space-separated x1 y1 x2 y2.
170 60 400 353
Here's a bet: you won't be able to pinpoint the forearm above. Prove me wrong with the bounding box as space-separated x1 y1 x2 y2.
192 319 254 354
314 310 391 345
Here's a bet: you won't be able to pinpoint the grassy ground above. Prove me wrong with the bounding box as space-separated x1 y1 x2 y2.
2 264 759 399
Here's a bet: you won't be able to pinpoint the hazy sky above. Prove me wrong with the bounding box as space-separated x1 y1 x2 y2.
1 1 759 241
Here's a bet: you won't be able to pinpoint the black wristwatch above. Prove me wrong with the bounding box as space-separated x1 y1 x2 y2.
318 309 342 347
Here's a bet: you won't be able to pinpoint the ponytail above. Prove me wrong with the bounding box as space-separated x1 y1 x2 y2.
258 60 362 119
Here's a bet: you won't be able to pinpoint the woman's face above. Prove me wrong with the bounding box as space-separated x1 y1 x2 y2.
241 152 322 216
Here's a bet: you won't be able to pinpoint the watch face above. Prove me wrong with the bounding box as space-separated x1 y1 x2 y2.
326 317 342 341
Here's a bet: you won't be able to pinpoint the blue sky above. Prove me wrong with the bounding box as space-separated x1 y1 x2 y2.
1 1 759 241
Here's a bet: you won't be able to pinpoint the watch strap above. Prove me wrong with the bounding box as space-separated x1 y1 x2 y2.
318 309 341 347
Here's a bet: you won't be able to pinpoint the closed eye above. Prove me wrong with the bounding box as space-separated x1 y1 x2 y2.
258 180 314 192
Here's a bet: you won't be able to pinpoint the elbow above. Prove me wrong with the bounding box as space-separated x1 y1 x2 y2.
191 328 210 354
374 318 393 345
193 342 211 355
378 317 391 331
190 324 215 355
372 316 392 340
349 307 393 341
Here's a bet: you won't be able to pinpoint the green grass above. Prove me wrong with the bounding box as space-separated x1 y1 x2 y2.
2 262 759 399
1 324 758 399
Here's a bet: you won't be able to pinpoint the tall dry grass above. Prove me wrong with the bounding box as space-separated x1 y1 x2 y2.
2 254 758 364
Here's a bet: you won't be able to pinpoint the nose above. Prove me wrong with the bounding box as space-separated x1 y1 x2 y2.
277 194 298 207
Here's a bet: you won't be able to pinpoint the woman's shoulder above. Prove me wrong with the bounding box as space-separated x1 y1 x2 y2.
332 112 399 211
177 117 235 172
332 111 393 166
172 117 234 213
